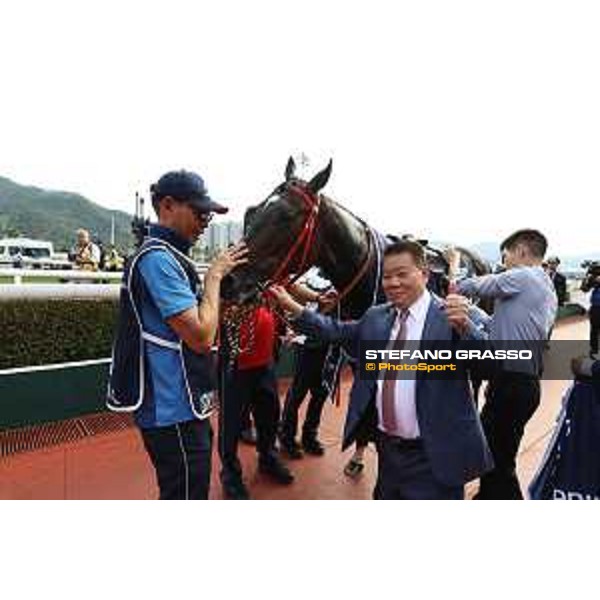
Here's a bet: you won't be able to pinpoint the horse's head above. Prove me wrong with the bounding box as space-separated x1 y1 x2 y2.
220 157 332 303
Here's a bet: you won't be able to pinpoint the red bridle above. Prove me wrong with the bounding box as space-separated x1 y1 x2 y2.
258 181 375 309
262 183 322 289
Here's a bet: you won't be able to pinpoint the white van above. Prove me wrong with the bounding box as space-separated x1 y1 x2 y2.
0 237 70 269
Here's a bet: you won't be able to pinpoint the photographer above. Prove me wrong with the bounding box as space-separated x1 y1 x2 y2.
71 228 101 271
581 261 600 356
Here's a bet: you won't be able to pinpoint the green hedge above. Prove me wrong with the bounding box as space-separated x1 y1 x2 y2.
557 303 588 320
0 295 588 372
0 299 118 370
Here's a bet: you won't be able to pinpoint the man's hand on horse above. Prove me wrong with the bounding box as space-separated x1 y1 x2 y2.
317 289 339 313
267 285 304 317
280 327 297 346
206 242 249 280
444 293 471 335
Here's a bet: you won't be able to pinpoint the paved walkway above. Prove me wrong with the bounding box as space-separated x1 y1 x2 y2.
0 317 587 499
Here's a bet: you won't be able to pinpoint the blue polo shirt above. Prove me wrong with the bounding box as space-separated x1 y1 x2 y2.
134 226 199 429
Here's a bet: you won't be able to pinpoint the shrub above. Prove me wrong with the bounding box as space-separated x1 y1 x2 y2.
0 299 118 369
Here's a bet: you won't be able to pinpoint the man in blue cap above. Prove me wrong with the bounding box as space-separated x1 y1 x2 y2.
108 169 248 500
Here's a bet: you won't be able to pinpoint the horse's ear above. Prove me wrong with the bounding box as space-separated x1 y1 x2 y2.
307 159 332 194
285 156 296 181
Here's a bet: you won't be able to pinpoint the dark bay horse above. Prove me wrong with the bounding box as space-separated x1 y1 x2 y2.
221 157 490 319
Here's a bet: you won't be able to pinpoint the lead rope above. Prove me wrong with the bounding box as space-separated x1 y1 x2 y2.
332 227 383 407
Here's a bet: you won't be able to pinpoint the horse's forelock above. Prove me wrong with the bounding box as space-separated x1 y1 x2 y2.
243 205 259 235
245 182 310 237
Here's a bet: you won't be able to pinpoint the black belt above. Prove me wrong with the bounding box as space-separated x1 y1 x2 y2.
494 370 540 382
377 430 423 450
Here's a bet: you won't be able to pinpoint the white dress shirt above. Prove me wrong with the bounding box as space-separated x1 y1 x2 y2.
376 289 432 438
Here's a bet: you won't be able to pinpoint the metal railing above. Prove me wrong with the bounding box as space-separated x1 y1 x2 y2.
0 268 123 284
0 264 210 302
0 264 209 284
0 283 121 302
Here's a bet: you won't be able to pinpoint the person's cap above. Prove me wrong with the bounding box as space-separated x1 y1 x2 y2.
547 256 560 265
150 170 228 214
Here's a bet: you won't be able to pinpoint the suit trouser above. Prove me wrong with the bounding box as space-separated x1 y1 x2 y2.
374 433 463 500
589 305 600 355
477 372 540 499
218 364 280 482
280 345 329 441
140 418 213 500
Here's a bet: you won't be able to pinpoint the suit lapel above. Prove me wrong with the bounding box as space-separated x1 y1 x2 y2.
420 295 447 345
417 296 448 396
373 303 397 341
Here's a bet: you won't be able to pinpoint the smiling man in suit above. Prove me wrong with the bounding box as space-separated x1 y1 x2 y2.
268 239 493 500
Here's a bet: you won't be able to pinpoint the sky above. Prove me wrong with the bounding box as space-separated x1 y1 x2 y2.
1 1 599 256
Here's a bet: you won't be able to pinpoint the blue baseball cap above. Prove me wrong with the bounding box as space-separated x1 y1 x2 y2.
150 170 228 214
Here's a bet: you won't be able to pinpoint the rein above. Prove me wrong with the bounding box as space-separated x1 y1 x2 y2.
333 225 376 306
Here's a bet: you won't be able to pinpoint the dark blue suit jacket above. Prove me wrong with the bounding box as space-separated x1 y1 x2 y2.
294 296 494 487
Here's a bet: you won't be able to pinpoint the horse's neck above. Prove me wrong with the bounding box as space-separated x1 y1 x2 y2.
315 197 378 315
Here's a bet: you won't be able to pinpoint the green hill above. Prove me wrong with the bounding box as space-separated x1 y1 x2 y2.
0 176 134 252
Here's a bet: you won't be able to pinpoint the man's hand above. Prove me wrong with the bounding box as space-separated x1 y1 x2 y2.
444 293 471 334
206 243 249 281
267 285 304 317
443 247 461 279
317 289 339 313
571 355 595 377
280 328 297 347
185 243 248 354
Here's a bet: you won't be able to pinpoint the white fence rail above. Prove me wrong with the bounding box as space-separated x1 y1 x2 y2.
0 264 210 302
0 268 123 284
0 265 209 283
0 283 121 302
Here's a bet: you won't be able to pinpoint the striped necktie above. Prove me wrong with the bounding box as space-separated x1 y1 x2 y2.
381 309 409 433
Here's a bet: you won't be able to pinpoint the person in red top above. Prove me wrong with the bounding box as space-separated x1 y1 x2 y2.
237 305 279 369
218 303 294 499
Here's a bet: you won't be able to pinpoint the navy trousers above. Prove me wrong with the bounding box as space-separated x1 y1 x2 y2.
374 433 463 500
590 305 600 355
280 344 329 442
477 371 540 499
218 364 280 482
140 418 213 500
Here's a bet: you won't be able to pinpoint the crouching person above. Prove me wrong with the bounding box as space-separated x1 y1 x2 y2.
107 169 247 499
